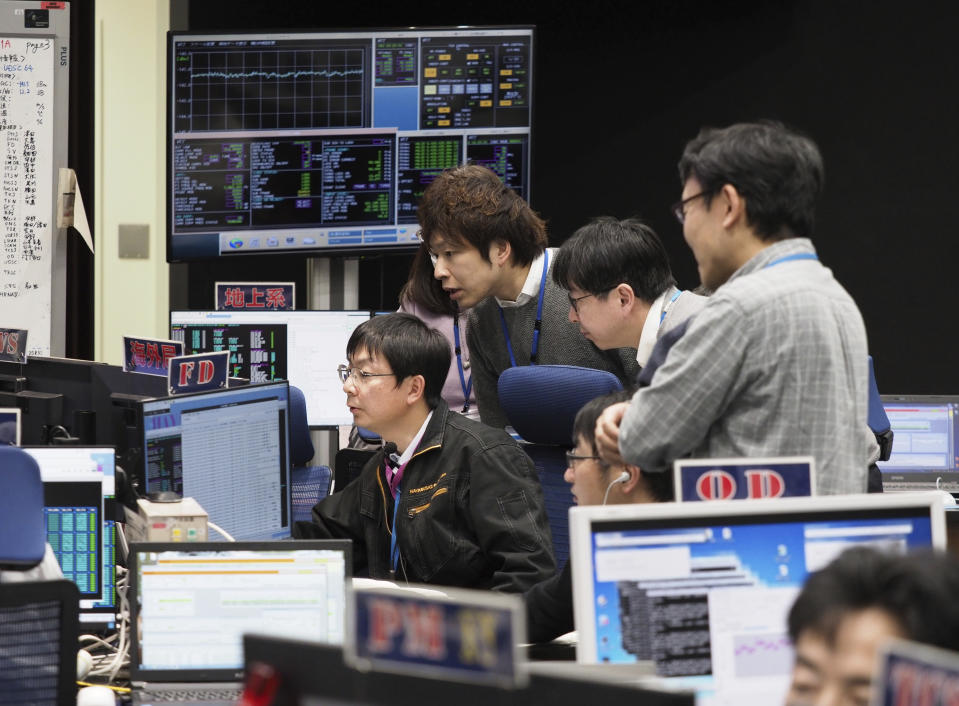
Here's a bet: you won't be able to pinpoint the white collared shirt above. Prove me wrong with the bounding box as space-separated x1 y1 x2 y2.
494 249 550 309
635 287 673 367
389 411 434 471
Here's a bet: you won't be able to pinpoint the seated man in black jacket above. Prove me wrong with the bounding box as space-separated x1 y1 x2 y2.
526 389 673 641
294 313 555 593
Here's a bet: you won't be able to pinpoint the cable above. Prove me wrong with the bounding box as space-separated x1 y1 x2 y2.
603 471 631 505
208 521 236 542
115 522 129 562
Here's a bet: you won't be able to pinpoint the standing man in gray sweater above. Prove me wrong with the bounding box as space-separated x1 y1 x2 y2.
417 164 638 428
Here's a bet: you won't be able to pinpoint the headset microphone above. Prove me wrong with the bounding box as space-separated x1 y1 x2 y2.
603 470 631 505
382 442 400 468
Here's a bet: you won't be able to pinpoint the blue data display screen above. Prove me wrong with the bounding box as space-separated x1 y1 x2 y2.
45 506 99 595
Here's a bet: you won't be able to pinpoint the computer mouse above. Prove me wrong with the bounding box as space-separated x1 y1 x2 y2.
76 685 116 706
146 490 182 503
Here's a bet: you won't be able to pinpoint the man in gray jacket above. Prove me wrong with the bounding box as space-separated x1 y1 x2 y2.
596 122 870 495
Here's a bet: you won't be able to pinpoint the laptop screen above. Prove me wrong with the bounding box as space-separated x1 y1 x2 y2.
139 381 291 540
878 395 959 491
570 494 947 705
25 446 118 628
129 540 351 683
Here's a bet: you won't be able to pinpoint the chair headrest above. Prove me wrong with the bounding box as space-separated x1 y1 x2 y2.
288 385 315 466
0 446 47 570
498 365 624 445
867 356 890 433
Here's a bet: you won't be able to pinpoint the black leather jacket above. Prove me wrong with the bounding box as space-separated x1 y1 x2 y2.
298 401 556 593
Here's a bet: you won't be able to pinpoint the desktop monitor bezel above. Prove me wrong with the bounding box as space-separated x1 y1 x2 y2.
0 406 21 445
166 25 535 263
128 539 353 684
569 493 948 667
137 380 293 540
24 444 119 628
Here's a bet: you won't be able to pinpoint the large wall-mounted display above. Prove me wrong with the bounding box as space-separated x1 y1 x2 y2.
167 26 533 261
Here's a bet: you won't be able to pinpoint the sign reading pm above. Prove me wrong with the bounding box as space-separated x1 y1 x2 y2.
346 586 526 688
873 639 959 705
674 456 816 502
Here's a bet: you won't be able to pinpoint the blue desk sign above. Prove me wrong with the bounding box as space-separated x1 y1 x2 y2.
0 328 28 363
674 456 816 501
345 584 527 688
122 336 183 376
215 282 295 311
167 351 230 395
873 639 959 705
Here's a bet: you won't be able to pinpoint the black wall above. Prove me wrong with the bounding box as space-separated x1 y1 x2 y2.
177 0 959 394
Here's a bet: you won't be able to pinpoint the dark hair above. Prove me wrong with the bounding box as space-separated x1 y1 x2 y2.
788 547 959 651
417 164 548 266
399 242 456 316
346 313 451 409
552 217 676 302
571 388 674 503
678 121 824 241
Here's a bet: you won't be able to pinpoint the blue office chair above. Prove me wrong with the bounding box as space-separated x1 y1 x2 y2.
866 356 892 494
0 446 47 570
288 386 333 524
867 356 892 461
498 365 624 564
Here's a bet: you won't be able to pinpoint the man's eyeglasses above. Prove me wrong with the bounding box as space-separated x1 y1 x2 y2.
337 364 395 385
671 190 713 224
568 292 594 313
565 451 602 468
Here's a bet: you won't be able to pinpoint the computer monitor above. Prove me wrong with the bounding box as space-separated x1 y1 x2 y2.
129 540 351 680
167 26 534 261
170 309 369 427
138 381 292 541
569 493 947 706
878 395 959 492
0 356 104 444
0 407 20 445
24 446 118 628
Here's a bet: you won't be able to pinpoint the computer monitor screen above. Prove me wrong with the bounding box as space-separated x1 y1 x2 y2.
139 381 291 541
129 540 351 679
0 407 19 445
170 310 369 427
569 494 947 706
167 26 534 261
878 395 959 492
25 446 117 627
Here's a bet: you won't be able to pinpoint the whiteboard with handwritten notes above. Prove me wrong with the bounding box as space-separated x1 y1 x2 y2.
0 0 71 357
0 34 54 355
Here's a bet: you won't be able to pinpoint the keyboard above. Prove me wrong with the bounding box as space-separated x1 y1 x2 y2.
137 687 243 703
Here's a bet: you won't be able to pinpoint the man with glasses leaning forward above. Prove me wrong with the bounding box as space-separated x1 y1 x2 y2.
595 121 872 495
294 312 556 593
552 216 706 372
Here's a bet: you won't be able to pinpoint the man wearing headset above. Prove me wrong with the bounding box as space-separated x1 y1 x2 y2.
525 389 673 642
